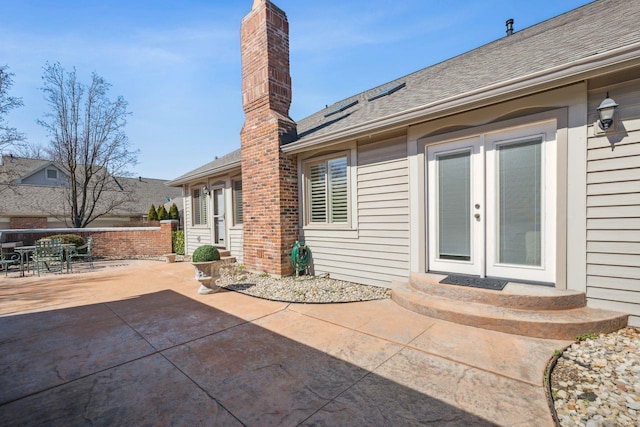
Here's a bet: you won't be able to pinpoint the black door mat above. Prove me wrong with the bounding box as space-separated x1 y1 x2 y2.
439 275 508 291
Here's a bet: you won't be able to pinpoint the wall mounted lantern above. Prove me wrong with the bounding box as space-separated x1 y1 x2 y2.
202 185 211 196
597 92 618 131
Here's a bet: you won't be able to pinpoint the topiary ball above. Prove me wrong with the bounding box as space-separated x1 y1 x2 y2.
192 245 220 262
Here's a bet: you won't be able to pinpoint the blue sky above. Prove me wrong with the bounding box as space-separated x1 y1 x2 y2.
1 0 592 179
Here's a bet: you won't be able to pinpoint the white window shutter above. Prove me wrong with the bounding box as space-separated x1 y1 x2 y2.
328 158 348 223
309 163 327 223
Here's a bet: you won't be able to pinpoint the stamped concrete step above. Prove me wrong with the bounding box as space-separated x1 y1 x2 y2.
217 249 231 258
409 273 586 310
221 256 236 264
392 280 628 340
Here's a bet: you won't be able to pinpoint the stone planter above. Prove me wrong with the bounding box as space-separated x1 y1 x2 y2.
164 253 177 263
192 261 223 294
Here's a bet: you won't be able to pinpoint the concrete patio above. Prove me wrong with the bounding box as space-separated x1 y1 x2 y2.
0 260 570 426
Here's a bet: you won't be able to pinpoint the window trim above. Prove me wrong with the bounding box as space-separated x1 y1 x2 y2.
45 168 58 180
302 151 353 228
191 183 209 227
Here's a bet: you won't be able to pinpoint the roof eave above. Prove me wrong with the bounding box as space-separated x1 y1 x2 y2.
166 161 242 187
283 42 640 154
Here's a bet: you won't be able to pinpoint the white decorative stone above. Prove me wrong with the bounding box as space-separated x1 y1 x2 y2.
626 401 640 410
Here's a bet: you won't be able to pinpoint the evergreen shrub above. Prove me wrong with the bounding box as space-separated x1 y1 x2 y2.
192 245 220 262
172 231 185 255
148 204 158 221
157 205 169 220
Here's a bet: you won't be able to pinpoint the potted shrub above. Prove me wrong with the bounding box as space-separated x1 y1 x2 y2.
191 245 221 294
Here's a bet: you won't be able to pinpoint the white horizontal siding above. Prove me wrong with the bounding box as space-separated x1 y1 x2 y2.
588 241 640 255
586 80 640 322
301 137 410 288
229 228 243 264
187 229 212 255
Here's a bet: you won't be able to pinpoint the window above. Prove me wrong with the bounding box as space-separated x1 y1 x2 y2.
233 180 243 225
306 156 348 224
192 186 208 225
46 168 58 180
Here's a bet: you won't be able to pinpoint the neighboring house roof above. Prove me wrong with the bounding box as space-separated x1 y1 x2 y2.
0 155 181 219
0 156 49 184
166 149 241 186
118 176 183 214
16 161 67 183
289 0 640 148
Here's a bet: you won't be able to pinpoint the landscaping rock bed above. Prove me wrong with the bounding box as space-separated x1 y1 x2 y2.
551 326 640 426
216 264 392 303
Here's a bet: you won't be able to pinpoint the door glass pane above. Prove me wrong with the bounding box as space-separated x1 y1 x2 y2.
213 189 225 244
438 151 471 261
497 139 541 266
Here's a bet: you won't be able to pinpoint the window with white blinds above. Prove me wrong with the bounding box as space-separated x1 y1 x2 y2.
233 180 243 225
192 187 207 225
306 156 348 224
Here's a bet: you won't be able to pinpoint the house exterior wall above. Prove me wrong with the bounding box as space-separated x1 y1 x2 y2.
184 181 212 255
240 0 298 276
585 76 640 326
299 136 410 287
409 83 587 288
10 217 48 229
229 228 244 264
181 173 244 260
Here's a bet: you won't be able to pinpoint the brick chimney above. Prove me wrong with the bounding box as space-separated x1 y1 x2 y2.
240 0 298 276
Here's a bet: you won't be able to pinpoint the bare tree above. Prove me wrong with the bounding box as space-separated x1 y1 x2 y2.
0 66 26 191
14 142 47 159
38 62 139 228
0 66 24 152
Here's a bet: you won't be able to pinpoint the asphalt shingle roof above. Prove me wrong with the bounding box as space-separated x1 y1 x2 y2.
294 0 640 143
167 149 241 186
170 0 640 182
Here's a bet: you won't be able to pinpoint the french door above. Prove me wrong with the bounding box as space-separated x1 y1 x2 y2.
427 122 556 283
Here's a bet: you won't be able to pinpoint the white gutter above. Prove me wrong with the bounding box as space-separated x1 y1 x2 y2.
166 160 241 187
282 41 640 153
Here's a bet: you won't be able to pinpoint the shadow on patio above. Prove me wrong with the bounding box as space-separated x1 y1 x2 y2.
0 289 500 426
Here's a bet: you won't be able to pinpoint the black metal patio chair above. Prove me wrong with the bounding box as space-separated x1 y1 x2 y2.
0 250 20 276
68 236 94 270
33 238 64 276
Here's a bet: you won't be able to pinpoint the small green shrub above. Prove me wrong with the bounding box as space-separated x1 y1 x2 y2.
172 231 185 255
192 245 220 262
157 205 169 220
41 234 86 247
148 204 158 221
169 203 180 221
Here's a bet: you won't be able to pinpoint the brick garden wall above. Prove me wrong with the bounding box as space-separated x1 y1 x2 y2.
0 220 178 258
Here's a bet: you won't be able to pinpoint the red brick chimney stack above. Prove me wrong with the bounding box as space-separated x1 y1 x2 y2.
240 0 298 276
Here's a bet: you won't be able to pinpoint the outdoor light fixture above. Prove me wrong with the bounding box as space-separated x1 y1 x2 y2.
597 92 618 131
202 185 210 196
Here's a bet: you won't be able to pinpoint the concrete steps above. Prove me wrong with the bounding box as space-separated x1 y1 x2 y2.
392 273 628 340
216 249 236 264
